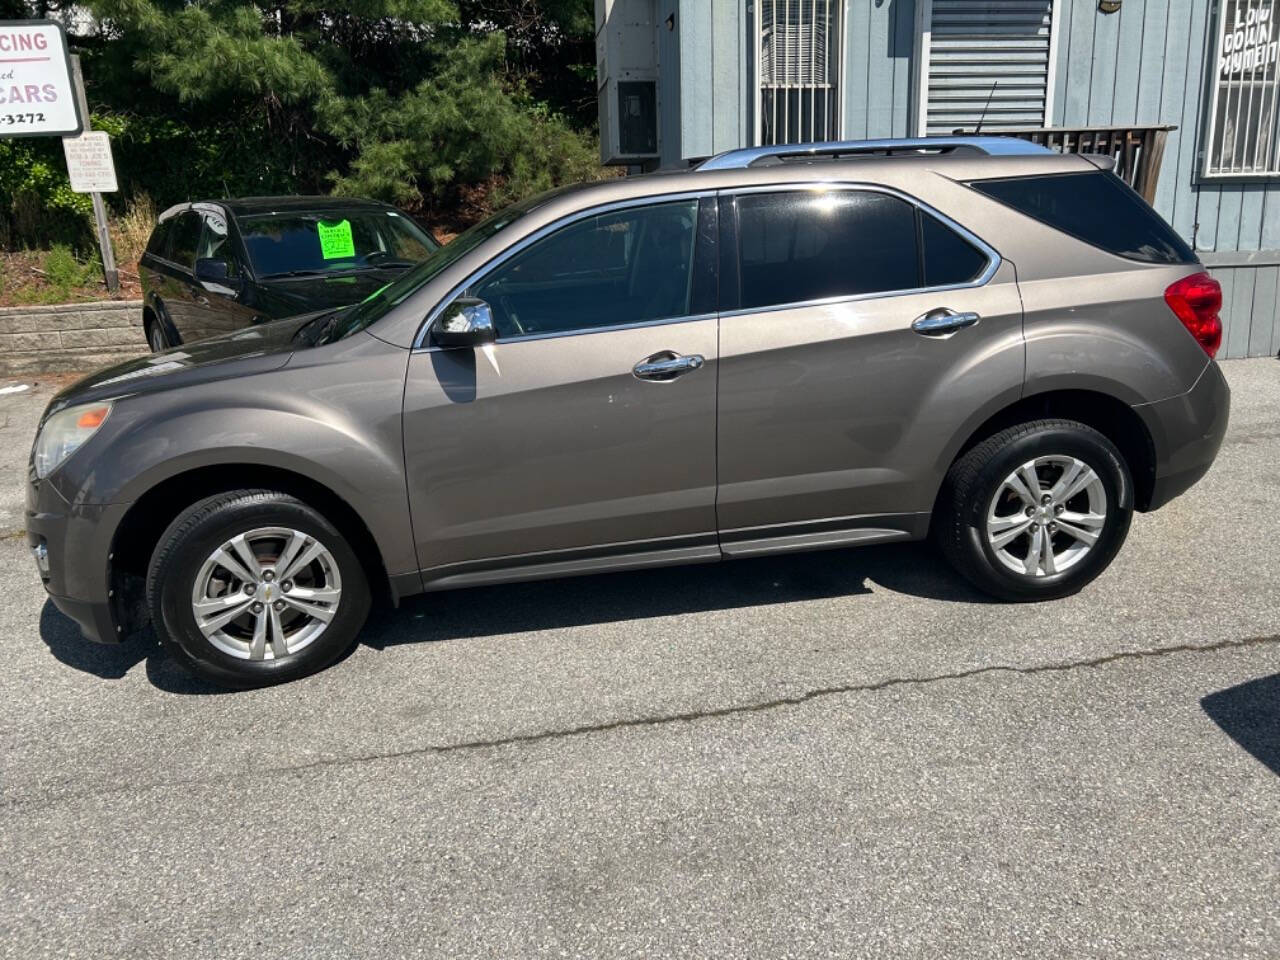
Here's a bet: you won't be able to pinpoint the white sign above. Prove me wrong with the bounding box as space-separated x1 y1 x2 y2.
1218 2 1278 76
0 20 81 137
62 130 117 193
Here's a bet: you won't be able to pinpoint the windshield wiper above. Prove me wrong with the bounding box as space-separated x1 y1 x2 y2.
261 268 333 279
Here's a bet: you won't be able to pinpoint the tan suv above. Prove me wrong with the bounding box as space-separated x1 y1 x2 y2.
28 137 1229 687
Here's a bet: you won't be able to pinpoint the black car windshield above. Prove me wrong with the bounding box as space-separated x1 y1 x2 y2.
240 209 439 278
321 196 543 343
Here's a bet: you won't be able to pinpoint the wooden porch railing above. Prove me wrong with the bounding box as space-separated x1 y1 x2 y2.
965 126 1176 204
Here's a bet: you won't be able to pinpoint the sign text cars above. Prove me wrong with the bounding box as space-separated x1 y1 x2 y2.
0 20 81 137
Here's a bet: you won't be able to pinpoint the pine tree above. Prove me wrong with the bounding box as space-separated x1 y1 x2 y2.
78 0 603 213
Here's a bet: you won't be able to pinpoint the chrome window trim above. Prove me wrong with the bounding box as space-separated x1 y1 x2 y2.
716 278 997 320
413 312 718 352
411 181 1001 348
720 181 1002 317
411 190 716 350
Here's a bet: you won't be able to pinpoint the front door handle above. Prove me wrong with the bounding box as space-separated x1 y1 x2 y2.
633 351 705 381
912 308 981 337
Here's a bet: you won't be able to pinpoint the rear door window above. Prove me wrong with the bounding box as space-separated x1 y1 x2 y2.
969 171 1196 265
734 190 919 310
169 213 202 270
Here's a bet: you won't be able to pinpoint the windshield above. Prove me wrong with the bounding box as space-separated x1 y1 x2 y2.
321 197 540 343
239 209 439 278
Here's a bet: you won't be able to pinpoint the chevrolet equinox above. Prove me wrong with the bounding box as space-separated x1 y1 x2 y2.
27 138 1230 687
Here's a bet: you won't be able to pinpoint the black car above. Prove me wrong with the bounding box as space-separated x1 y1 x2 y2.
139 196 440 351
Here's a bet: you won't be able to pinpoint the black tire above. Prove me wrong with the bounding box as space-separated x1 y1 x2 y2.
146 489 371 688
147 303 180 352
935 419 1133 601
146 315 167 352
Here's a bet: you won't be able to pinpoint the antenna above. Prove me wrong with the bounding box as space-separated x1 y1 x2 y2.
972 81 999 135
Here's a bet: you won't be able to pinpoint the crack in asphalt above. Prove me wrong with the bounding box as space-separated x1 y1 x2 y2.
370 631 1280 757
4 631 1278 812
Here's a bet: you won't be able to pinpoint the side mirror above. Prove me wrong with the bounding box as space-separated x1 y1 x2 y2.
432 298 497 348
194 258 230 284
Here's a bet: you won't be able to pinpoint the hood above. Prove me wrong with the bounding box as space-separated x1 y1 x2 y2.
50 312 323 410
257 267 407 311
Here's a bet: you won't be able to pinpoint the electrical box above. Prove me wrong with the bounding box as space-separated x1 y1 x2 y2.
595 0 659 164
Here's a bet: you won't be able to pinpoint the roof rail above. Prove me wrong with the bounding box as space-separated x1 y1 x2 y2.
695 136 1053 171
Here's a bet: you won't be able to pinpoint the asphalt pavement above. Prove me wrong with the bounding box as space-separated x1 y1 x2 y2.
1 359 1277 959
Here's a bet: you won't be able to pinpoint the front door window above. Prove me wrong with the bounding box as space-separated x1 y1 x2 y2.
469 200 701 338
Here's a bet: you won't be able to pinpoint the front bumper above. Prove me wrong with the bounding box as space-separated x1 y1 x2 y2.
26 474 131 644
1134 360 1231 512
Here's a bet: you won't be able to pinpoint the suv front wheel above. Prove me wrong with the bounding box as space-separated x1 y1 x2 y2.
936 419 1134 601
147 490 371 688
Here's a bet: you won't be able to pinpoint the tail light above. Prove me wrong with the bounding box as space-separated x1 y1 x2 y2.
1164 272 1223 358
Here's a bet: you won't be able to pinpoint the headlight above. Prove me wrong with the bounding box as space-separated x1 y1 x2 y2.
33 401 112 479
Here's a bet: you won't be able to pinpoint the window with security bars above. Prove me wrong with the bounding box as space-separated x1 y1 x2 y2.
1204 0 1280 176
757 0 841 145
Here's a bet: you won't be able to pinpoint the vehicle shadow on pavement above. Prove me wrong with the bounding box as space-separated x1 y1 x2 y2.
1201 674 1280 778
37 541 991 690
363 541 995 649
37 602 231 695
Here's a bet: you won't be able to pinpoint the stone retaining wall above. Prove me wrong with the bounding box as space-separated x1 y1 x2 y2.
0 301 147 376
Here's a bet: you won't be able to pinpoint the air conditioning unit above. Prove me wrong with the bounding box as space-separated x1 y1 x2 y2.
595 0 659 165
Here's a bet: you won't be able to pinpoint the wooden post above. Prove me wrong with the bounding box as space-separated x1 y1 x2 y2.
68 55 118 294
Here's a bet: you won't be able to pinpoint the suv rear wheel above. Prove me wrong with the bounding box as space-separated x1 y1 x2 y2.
936 419 1133 601
146 490 371 688
146 318 167 352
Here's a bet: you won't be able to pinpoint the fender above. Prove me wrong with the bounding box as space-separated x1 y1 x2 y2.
1019 265 1211 406
50 335 419 581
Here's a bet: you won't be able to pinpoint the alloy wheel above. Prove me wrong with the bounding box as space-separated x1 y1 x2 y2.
985 455 1108 578
189 526 342 661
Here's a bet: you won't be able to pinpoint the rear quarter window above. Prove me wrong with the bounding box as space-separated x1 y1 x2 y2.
969 171 1196 265
921 211 989 287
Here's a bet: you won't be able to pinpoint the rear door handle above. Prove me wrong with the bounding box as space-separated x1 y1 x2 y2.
912 308 981 337
633 351 705 381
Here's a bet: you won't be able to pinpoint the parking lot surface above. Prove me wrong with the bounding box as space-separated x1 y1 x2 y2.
1 360 1277 959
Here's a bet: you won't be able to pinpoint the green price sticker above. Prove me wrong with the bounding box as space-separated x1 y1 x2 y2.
317 219 356 259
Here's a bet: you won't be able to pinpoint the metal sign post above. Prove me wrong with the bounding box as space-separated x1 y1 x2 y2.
68 54 118 292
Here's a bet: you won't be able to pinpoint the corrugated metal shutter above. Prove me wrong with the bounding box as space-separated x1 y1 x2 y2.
925 0 1053 135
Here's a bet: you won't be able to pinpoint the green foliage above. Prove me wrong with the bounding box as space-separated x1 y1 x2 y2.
89 0 605 208
323 34 602 207
22 244 103 304
106 2 333 105
43 244 92 287
0 138 95 250
2 0 606 252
